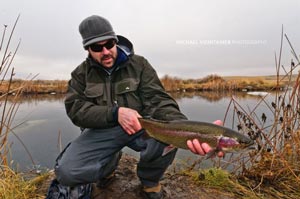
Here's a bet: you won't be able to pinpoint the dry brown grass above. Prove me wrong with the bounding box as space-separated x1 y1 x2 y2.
0 79 68 94
0 166 50 199
0 16 51 199
161 74 289 92
219 31 300 198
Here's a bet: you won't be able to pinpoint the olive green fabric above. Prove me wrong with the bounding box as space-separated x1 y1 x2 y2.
65 53 187 129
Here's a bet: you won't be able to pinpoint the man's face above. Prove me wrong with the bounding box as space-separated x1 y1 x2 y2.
88 39 117 68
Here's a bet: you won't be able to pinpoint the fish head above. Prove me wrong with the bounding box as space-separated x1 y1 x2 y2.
218 136 254 152
222 127 254 149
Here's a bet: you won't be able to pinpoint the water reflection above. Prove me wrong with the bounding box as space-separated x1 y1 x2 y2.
1 91 271 104
170 91 230 102
2 94 66 103
4 91 279 171
170 91 274 102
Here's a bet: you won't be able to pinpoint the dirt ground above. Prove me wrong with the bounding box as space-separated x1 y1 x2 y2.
40 153 237 199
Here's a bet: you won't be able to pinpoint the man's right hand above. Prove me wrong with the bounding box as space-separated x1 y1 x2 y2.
118 107 142 135
187 120 224 157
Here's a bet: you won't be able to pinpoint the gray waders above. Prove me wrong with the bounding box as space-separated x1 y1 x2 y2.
55 126 177 188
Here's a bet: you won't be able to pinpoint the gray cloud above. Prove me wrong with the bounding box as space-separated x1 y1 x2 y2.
1 0 299 80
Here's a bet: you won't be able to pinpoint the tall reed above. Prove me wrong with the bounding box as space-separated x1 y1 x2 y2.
222 28 300 198
0 16 46 199
0 15 22 166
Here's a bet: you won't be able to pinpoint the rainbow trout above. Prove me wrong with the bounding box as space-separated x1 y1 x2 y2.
139 118 254 156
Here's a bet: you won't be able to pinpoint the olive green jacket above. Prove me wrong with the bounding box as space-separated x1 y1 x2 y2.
65 37 186 129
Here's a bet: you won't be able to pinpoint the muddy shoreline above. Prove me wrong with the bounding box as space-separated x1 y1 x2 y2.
38 153 236 199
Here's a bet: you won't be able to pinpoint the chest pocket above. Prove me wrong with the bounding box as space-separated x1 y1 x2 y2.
115 79 141 109
84 83 107 104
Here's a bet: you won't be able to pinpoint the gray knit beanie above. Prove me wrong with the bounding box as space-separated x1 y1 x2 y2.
79 15 118 47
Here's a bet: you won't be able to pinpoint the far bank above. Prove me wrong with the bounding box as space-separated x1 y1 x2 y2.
1 74 297 95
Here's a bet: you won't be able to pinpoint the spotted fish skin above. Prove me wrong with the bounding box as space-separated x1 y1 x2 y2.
138 118 254 152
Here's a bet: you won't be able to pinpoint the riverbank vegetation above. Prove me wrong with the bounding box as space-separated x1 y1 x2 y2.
0 16 48 198
216 31 300 198
161 74 294 92
0 79 68 95
0 74 295 95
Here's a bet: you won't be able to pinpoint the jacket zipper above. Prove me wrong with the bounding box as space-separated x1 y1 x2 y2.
107 73 118 107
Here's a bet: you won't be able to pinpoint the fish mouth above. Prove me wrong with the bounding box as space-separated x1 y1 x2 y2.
239 138 255 146
238 139 255 150
246 145 256 150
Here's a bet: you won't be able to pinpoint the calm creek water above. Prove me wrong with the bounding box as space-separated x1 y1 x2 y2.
5 91 279 171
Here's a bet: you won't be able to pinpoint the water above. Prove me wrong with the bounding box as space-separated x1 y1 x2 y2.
4 92 278 171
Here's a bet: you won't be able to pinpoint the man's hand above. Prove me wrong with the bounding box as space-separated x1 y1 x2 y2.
187 120 224 157
118 107 142 135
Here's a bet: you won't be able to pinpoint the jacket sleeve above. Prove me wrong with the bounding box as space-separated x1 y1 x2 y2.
64 67 117 128
139 58 187 121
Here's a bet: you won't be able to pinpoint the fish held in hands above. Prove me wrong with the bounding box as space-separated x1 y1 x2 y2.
138 118 254 157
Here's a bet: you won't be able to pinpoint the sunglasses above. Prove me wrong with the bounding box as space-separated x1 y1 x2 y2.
89 39 116 52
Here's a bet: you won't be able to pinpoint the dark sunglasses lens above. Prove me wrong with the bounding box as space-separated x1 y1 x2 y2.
90 45 103 52
90 40 115 52
104 40 115 49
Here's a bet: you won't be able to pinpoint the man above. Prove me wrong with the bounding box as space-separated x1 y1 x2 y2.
55 15 218 199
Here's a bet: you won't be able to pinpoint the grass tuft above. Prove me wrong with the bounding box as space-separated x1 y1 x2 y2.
0 166 50 199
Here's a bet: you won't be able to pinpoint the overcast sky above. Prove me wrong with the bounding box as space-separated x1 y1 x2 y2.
1 0 300 80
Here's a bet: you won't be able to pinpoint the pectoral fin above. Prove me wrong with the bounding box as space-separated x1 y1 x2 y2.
205 149 217 159
162 145 177 156
205 148 225 159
